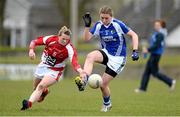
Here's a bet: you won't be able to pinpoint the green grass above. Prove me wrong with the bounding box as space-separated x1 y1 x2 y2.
1 54 180 67
0 46 44 53
0 79 179 116
0 55 41 64
127 54 180 67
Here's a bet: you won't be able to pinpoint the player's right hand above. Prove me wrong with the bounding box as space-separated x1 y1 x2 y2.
83 12 91 27
29 49 36 60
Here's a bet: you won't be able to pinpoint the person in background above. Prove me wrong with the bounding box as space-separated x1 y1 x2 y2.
135 20 176 93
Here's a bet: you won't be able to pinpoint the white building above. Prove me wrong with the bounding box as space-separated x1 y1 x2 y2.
166 25 180 47
3 0 62 48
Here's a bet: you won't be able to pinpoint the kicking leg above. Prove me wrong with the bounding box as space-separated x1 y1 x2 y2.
75 50 104 91
84 50 104 75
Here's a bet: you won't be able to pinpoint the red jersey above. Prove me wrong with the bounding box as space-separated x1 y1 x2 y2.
31 35 81 71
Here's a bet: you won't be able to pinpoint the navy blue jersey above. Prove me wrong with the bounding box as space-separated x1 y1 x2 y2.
90 18 130 57
148 31 165 55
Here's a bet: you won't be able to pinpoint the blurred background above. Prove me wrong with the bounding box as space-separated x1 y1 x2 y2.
0 0 180 80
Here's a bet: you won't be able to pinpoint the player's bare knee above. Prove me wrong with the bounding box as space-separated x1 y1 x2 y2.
100 84 108 91
37 84 45 91
101 81 109 88
33 85 39 90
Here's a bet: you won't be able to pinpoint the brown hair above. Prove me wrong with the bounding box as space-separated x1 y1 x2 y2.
58 26 72 36
155 20 166 28
99 6 113 16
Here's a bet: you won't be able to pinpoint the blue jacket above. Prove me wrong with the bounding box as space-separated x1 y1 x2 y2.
148 31 165 55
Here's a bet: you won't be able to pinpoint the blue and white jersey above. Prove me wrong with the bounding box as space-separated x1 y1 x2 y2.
90 18 130 57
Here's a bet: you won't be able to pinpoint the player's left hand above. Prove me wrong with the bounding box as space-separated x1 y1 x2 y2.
132 50 139 61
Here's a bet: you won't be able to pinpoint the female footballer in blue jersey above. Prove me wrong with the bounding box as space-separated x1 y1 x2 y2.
75 6 139 112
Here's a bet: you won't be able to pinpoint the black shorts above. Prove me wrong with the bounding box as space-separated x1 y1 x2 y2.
98 50 117 77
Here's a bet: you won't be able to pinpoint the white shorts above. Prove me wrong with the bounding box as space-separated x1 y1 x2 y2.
34 64 63 81
99 49 126 77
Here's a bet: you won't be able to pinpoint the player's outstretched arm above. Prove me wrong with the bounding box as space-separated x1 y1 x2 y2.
127 30 139 61
29 40 36 60
127 30 139 50
29 37 45 60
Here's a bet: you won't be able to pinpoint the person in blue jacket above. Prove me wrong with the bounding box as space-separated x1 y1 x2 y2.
135 20 176 93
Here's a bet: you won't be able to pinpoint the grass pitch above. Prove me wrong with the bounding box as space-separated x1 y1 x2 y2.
0 78 179 116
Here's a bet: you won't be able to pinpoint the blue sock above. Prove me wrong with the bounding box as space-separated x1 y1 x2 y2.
103 96 111 106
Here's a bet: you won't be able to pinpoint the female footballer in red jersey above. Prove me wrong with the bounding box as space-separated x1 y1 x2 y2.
21 26 85 110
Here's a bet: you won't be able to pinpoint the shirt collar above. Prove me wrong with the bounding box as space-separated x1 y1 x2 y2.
100 17 114 28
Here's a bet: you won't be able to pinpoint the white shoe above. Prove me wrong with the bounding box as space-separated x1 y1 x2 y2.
170 80 176 91
134 88 145 93
101 104 112 112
